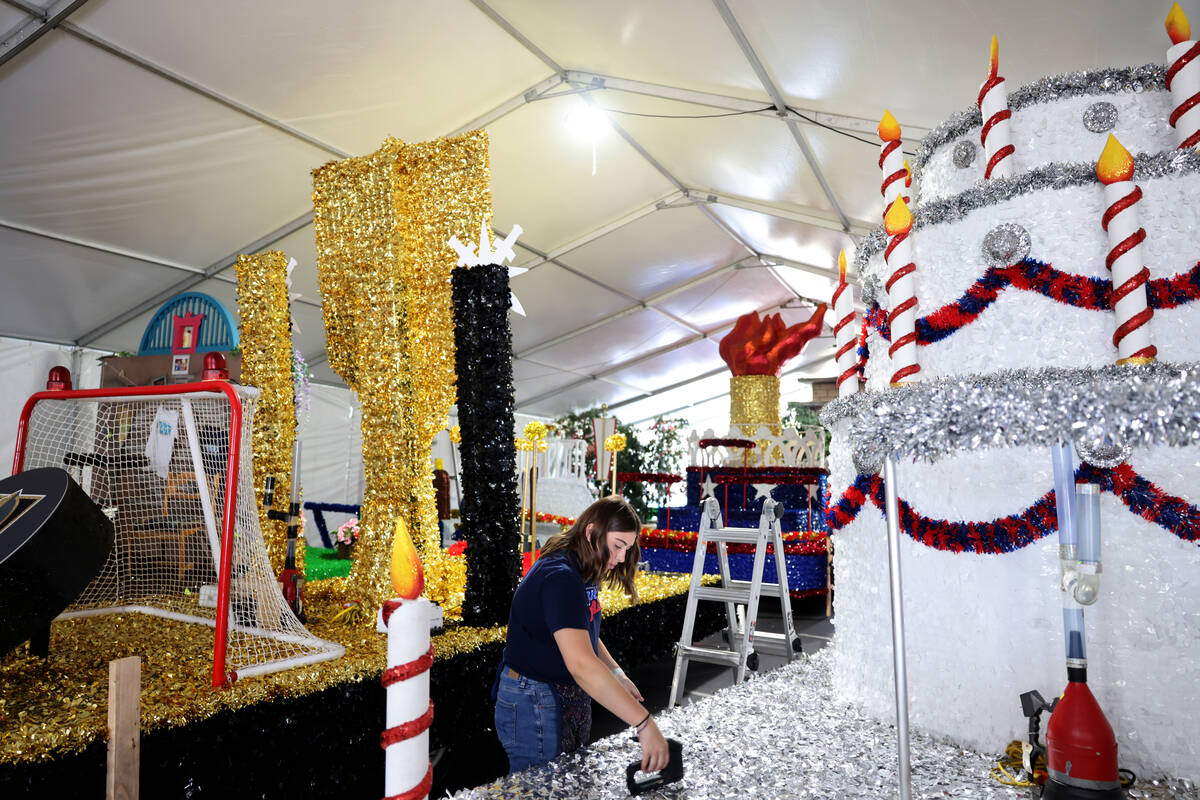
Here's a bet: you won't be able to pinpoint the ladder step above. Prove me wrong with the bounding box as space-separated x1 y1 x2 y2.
705 529 762 545
694 586 752 604
676 643 744 666
726 579 791 598
747 631 798 655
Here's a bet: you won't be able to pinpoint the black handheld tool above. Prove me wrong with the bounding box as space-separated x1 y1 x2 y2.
626 738 684 795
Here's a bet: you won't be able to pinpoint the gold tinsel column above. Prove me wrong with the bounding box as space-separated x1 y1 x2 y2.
729 374 781 466
235 250 302 575
312 132 491 615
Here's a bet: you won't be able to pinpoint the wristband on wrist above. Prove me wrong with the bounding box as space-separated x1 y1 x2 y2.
633 711 651 733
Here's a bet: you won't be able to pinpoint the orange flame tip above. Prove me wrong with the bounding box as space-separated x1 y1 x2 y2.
878 110 901 142
1167 3 1191 45
838 249 847 281
989 35 999 79
903 158 912 187
390 517 425 600
1097 134 1135 185
884 196 913 236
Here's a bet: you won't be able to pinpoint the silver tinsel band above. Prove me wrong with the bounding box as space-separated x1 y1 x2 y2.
853 148 1200 306
819 362 1200 466
912 64 1167 173
451 648 1197 799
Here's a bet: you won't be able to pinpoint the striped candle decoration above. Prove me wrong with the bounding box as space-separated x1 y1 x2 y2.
878 110 908 217
832 249 859 396
1166 3 1200 148
1097 134 1156 365
977 36 1015 179
383 519 433 800
883 197 920 385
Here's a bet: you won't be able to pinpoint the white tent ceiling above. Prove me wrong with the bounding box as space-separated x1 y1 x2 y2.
0 0 1174 419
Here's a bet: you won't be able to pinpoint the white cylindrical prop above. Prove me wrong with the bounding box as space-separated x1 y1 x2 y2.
1102 180 1155 364
880 141 906 212
978 77 1014 179
1167 39 1200 148
882 200 920 387
385 597 432 800
833 276 859 397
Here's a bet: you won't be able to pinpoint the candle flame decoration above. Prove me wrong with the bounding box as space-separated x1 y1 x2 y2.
1097 134 1135 185
838 249 847 281
390 517 424 600
1167 3 1191 45
878 110 901 142
988 35 1000 78
718 307 828 376
884 196 913 236
903 158 912 188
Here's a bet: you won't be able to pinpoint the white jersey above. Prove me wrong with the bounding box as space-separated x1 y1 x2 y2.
144 406 179 480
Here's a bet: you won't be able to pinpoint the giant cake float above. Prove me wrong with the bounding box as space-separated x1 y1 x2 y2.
821 8 1200 780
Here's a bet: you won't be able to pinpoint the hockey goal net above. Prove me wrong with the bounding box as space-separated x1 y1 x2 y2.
12 380 342 686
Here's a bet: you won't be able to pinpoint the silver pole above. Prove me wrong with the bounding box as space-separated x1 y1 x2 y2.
882 455 913 800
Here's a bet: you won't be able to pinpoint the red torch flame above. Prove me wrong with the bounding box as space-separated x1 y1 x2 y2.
718 305 828 376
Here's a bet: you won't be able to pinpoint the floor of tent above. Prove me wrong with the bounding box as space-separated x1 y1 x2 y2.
433 601 834 794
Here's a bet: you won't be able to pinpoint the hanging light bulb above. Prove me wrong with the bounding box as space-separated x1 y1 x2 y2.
564 102 609 175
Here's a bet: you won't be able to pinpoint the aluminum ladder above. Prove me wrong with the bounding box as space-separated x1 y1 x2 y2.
667 496 801 707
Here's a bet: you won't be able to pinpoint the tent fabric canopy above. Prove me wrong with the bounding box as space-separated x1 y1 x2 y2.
0 0 1167 419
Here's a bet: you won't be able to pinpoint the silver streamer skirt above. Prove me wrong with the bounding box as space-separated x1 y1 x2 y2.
451 648 1197 799
820 363 1200 466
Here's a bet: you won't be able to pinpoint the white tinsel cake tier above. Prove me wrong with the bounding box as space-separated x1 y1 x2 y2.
914 65 1169 204
858 162 1200 390
825 421 1200 780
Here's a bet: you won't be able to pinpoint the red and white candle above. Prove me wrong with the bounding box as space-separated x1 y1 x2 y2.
383 520 434 800
977 36 1015 179
832 249 859 397
1166 3 1200 148
1097 135 1156 365
883 197 920 385
878 110 908 218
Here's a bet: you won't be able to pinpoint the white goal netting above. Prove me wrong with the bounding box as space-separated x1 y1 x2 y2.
16 383 342 684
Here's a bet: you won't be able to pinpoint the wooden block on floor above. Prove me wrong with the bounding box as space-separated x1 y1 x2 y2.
107 655 141 800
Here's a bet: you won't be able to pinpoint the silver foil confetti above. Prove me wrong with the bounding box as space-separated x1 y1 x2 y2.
912 64 1167 173
1084 101 1120 133
449 649 1197 799
820 362 1200 466
981 223 1032 268
952 139 978 169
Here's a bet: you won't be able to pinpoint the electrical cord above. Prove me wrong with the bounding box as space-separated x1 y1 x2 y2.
989 740 1138 791
599 101 919 157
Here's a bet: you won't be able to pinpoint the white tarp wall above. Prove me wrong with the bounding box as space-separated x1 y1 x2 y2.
0 336 102 475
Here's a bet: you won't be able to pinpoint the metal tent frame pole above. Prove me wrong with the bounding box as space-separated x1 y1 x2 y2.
882 455 913 800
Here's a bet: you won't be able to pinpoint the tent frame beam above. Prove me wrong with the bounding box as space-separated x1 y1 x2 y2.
710 0 851 233
0 0 91 69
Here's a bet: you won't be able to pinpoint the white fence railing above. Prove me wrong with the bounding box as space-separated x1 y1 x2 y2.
687 426 827 469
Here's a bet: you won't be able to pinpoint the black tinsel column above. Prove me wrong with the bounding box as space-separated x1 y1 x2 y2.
452 264 522 626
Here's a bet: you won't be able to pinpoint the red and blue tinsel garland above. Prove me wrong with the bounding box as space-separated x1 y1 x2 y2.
864 258 1200 346
824 461 1200 553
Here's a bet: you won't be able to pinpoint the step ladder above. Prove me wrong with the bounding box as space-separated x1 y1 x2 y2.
667 497 801 707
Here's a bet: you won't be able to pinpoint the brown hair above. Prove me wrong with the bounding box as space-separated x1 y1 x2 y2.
540 495 642 600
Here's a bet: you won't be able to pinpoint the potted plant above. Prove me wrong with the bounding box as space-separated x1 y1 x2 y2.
334 517 360 559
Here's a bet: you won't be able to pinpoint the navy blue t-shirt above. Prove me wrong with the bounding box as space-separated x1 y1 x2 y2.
501 552 601 683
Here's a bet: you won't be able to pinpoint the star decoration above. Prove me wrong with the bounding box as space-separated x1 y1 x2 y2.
700 474 717 500
447 222 528 315
750 483 777 502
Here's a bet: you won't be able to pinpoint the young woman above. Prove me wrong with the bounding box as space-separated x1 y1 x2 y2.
493 495 670 774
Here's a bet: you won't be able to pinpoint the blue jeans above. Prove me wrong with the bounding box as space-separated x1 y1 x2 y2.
494 670 561 772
